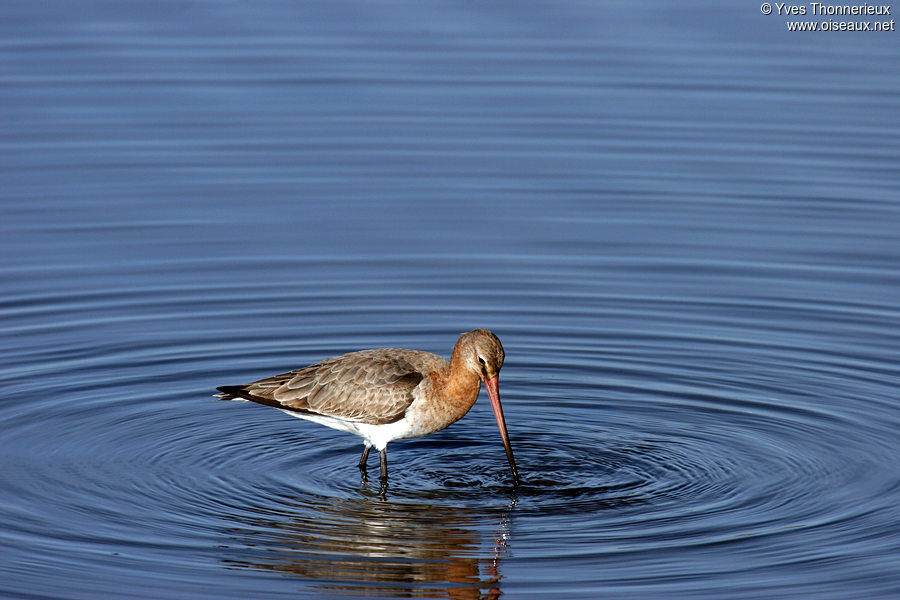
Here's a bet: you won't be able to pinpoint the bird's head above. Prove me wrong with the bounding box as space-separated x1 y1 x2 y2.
457 328 505 381
454 328 518 484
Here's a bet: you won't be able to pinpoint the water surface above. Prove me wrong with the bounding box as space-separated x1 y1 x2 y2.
2 1 900 598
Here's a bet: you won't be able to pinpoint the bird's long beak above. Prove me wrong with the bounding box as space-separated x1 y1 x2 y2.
483 375 519 484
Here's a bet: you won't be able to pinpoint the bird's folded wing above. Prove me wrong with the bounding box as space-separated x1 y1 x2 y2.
228 349 438 425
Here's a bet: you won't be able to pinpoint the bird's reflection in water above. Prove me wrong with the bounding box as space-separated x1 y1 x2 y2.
222 488 515 599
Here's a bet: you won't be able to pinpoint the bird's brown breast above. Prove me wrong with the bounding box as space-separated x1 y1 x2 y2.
408 363 482 434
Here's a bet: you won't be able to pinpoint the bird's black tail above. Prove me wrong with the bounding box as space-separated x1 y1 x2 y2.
214 385 252 401
214 385 306 413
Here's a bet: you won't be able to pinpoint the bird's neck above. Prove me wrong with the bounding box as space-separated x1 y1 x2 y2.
408 355 481 434
443 353 482 408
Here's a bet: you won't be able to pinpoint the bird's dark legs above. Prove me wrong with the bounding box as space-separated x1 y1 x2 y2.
358 444 388 496
358 445 371 471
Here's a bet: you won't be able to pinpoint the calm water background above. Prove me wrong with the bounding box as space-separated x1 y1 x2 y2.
2 1 899 598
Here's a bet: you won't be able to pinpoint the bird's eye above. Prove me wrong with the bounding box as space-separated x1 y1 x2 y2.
477 356 486 365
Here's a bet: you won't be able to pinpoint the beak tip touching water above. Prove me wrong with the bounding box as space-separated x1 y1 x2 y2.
484 376 520 485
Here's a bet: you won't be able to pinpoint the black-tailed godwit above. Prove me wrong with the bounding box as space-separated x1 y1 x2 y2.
215 329 518 484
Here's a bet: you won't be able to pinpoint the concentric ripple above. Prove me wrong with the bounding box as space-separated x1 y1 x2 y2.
3 264 899 598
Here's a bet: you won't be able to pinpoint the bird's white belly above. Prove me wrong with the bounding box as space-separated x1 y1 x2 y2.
278 409 424 450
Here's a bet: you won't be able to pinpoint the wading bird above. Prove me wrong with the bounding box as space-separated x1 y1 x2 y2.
215 329 519 484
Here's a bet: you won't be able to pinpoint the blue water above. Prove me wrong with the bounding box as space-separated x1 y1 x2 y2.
2 1 900 598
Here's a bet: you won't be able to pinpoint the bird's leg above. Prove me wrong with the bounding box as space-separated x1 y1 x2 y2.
359 444 372 482
358 444 371 471
379 448 388 481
